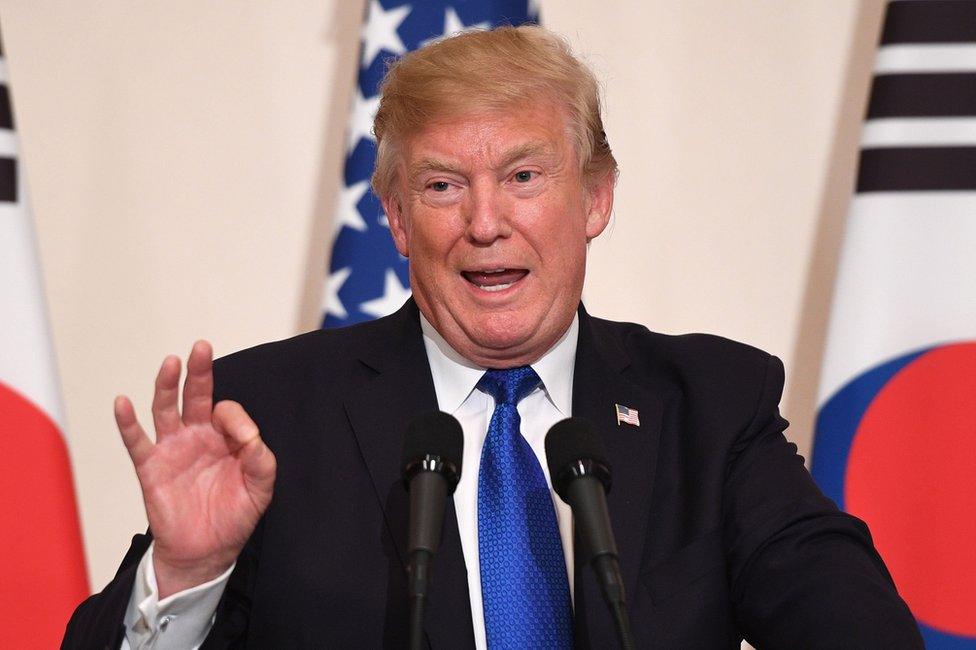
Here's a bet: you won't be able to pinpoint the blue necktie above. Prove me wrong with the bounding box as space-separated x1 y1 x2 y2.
477 367 572 649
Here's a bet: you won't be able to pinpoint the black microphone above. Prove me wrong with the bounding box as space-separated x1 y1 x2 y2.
546 417 635 650
401 410 463 650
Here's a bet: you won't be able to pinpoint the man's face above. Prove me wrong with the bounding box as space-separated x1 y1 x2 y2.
383 102 614 368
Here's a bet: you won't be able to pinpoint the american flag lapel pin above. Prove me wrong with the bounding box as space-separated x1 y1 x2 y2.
615 403 640 427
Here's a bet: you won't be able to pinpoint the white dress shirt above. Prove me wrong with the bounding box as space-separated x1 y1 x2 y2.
122 314 579 649
421 314 578 650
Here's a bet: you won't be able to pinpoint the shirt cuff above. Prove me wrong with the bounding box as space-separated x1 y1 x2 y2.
122 542 235 650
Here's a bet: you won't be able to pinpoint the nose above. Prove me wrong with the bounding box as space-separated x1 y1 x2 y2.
464 180 511 245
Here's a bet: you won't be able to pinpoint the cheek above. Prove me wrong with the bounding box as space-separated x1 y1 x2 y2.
535 216 591 286
531 201 589 252
407 220 463 274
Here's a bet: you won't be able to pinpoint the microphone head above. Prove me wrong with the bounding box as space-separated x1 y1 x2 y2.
401 410 464 493
545 417 612 501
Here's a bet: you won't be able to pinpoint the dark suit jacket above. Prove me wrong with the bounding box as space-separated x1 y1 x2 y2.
64 300 922 649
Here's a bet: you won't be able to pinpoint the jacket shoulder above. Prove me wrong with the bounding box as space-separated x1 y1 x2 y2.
586 314 783 426
211 312 406 401
589 315 777 376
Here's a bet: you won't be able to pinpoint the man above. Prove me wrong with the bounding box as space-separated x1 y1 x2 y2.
64 26 922 648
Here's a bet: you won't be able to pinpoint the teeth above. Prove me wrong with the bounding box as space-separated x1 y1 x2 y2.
478 282 513 292
483 268 505 273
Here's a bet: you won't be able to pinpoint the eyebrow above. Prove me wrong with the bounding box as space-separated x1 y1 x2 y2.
407 141 558 184
495 142 555 170
408 157 461 184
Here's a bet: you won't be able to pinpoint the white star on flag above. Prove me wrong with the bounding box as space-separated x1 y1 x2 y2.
360 268 412 318
346 87 381 153
323 266 352 319
334 180 370 233
421 7 490 48
361 0 411 68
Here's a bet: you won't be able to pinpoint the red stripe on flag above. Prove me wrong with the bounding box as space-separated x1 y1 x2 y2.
0 381 89 649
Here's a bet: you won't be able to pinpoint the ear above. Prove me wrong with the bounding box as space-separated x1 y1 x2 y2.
584 171 615 240
381 193 410 258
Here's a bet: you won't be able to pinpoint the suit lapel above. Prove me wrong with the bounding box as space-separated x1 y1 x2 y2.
342 300 475 648
571 306 662 642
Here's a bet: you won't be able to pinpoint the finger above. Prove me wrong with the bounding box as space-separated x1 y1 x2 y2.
241 436 277 498
182 340 214 425
212 400 260 447
115 395 153 466
152 355 183 437
213 400 276 483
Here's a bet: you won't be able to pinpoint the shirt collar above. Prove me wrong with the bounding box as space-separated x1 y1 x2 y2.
420 312 579 417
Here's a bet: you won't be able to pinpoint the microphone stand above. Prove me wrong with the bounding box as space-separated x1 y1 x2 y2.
404 456 458 650
408 548 433 650
563 459 636 650
592 554 636 650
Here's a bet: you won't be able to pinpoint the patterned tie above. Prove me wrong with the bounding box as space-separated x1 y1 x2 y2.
477 367 572 649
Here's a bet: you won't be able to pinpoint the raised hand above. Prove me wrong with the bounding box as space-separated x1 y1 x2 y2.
114 341 276 599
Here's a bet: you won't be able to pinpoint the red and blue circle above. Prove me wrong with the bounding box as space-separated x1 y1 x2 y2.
812 341 976 648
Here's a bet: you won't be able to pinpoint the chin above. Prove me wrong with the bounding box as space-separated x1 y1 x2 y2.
475 330 532 354
464 314 556 365
471 310 535 344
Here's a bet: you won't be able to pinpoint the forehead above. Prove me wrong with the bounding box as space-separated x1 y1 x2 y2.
399 101 574 165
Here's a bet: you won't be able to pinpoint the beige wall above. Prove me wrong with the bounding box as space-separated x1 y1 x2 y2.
0 1 883 590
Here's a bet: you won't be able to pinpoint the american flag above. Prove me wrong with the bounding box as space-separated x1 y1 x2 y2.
321 0 539 328
615 404 640 427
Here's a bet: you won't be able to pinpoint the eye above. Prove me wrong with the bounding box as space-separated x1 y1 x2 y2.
513 170 535 183
429 181 451 192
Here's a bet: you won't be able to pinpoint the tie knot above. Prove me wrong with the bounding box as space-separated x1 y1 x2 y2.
478 366 541 405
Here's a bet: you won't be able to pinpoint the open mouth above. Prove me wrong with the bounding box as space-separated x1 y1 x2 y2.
461 268 529 292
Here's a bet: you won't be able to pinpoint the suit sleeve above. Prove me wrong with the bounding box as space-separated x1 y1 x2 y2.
723 355 923 649
61 521 258 650
61 533 152 649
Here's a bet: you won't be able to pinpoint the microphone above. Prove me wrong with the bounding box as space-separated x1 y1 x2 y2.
546 417 635 650
401 410 463 650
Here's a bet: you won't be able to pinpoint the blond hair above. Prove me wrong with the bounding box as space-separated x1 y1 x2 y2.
371 25 617 198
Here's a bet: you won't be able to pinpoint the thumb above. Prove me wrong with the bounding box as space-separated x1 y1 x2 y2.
213 400 277 491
